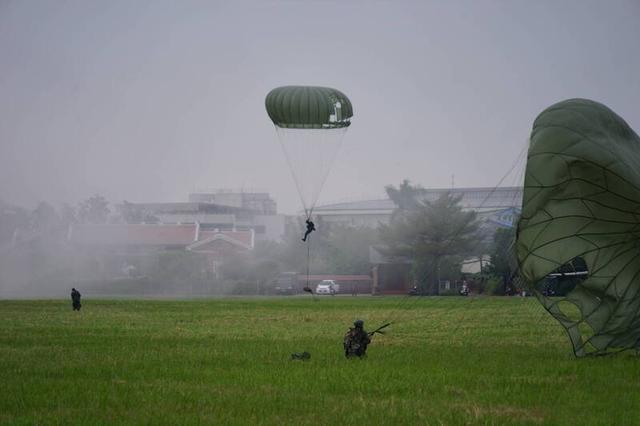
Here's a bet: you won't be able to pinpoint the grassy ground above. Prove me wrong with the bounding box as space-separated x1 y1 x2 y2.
0 296 639 425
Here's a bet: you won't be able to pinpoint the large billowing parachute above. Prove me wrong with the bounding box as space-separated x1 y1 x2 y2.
517 98 640 356
266 86 353 217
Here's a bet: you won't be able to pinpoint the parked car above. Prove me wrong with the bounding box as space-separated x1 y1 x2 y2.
275 286 296 295
273 272 298 295
322 280 340 293
316 280 339 295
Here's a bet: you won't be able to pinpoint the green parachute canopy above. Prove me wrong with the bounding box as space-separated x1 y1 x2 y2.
265 86 353 129
265 86 353 217
517 98 640 356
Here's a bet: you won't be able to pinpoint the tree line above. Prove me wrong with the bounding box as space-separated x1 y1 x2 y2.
0 195 162 246
0 181 519 296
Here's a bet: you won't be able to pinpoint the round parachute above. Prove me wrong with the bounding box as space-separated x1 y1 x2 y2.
517 98 640 356
266 86 353 217
265 86 353 129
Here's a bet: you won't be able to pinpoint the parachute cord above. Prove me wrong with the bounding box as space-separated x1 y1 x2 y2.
306 235 311 291
449 296 479 336
305 233 317 300
275 126 346 221
375 140 530 332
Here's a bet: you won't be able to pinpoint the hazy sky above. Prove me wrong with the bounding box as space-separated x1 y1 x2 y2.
1 0 639 214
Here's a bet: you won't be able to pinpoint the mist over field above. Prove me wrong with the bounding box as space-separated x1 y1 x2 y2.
1 0 639 212
1 0 639 301
3 2 640 425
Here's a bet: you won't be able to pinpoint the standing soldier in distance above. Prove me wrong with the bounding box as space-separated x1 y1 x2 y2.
71 288 82 311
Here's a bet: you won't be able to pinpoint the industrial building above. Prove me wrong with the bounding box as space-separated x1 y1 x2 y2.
312 187 523 295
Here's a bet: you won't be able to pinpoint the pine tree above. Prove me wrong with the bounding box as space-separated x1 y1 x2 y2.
381 193 479 294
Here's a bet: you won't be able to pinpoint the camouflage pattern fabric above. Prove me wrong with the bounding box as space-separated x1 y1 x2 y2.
290 351 311 361
343 327 371 358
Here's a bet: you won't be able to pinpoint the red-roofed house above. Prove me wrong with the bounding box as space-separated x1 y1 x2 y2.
187 229 254 278
67 223 254 280
192 230 254 251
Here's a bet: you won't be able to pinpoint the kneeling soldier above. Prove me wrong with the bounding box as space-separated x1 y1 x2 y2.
343 319 371 358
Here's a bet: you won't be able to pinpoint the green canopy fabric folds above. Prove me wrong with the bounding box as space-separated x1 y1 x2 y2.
517 98 640 356
265 86 353 129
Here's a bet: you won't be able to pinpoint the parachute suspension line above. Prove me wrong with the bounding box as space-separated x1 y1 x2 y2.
438 139 530 332
378 288 445 331
306 128 347 216
375 139 531 334
306 234 311 292
265 86 354 304
275 127 347 218
450 295 480 336
276 128 311 218
302 228 317 299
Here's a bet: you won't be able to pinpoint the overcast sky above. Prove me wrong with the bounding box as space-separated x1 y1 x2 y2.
1 0 639 214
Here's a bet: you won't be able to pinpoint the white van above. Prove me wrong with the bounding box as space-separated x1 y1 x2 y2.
315 280 340 295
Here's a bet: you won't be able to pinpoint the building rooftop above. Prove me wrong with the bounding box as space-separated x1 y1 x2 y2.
198 230 254 248
68 224 256 249
314 187 523 213
69 224 199 246
314 199 395 212
297 275 372 282
117 202 261 215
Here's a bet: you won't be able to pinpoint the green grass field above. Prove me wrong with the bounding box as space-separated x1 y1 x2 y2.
1 296 639 425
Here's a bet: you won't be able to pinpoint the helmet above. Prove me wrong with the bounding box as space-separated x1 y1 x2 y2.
354 319 364 328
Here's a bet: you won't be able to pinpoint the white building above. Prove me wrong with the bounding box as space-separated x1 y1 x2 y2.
313 187 522 231
189 190 277 215
117 191 285 243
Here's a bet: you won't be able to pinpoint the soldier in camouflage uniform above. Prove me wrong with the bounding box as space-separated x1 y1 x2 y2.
343 319 371 358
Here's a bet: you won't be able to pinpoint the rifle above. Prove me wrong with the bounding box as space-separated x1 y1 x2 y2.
368 322 391 336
